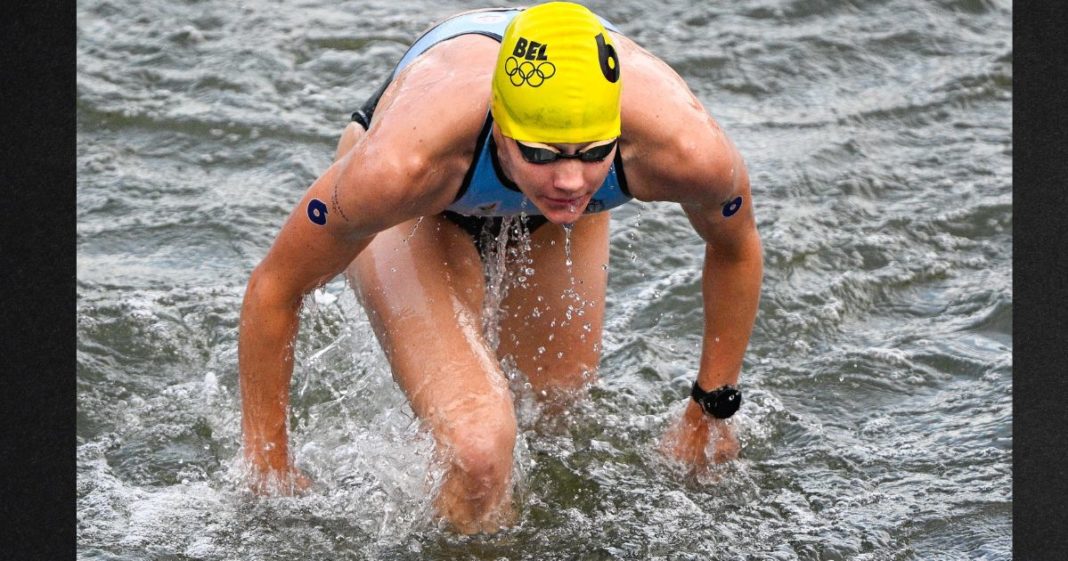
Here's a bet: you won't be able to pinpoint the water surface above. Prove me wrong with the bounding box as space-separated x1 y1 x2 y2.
77 0 1012 559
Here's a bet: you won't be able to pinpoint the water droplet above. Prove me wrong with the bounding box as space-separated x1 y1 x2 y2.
402 216 425 243
563 225 575 272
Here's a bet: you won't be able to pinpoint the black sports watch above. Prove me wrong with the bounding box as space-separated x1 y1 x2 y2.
690 382 742 419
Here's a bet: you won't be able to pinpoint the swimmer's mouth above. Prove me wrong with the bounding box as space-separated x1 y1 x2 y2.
543 195 587 208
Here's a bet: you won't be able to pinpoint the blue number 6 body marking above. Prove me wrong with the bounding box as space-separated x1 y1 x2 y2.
722 196 743 218
308 199 328 225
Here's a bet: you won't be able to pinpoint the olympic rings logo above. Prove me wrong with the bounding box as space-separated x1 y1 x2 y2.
505 56 556 87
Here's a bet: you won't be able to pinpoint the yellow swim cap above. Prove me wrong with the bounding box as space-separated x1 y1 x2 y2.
491 2 622 144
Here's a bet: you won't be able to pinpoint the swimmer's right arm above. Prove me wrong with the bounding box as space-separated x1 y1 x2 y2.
238 151 401 492
237 89 480 493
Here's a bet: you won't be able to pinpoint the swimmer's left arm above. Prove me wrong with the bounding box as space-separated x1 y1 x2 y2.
615 38 761 466
662 129 764 467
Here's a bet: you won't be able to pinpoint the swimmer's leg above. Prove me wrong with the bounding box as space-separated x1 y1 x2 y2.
345 215 517 534
498 212 610 403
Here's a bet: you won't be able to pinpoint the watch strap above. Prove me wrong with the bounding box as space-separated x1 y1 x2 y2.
690 382 742 419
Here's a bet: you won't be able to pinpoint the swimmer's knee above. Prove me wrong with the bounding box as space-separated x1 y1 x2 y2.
334 120 367 161
446 414 517 489
435 415 518 533
566 360 598 379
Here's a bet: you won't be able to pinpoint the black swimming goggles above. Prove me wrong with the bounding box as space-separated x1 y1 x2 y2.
515 139 618 164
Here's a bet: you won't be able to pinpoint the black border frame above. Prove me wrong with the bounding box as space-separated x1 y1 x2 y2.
2 0 1066 559
1013 2 1068 559
1 1 77 559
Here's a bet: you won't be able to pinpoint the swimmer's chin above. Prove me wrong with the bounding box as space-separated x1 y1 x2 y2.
540 212 587 226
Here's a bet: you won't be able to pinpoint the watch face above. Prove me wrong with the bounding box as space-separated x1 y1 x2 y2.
708 388 741 419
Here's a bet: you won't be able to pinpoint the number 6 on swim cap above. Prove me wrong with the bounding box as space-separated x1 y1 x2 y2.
595 33 619 83
491 2 622 144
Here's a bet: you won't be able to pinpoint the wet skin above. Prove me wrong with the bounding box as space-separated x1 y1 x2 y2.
336 121 612 533
491 131 619 225
240 30 762 535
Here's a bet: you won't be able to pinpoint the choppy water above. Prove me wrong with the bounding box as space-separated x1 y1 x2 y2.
77 0 1012 559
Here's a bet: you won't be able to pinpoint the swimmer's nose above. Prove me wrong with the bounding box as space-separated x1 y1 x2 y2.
552 160 587 194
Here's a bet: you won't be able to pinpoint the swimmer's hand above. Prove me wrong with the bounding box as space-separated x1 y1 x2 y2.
247 464 313 496
244 450 313 496
660 400 740 468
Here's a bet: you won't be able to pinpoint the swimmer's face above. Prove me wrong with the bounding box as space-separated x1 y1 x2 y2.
493 127 617 225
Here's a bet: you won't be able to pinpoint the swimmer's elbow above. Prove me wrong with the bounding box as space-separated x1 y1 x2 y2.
244 265 304 314
708 224 763 264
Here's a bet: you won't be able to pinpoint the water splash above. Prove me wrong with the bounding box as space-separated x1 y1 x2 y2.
562 223 574 270
76 0 1013 555
402 216 425 244
559 223 587 335
480 216 514 352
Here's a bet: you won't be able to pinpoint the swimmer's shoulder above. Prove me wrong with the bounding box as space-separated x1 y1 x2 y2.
373 33 498 137
612 34 740 204
359 35 499 210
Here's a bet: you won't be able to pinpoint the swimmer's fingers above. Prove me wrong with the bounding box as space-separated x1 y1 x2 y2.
710 422 740 464
248 465 314 496
660 400 739 469
288 468 314 494
659 402 712 468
